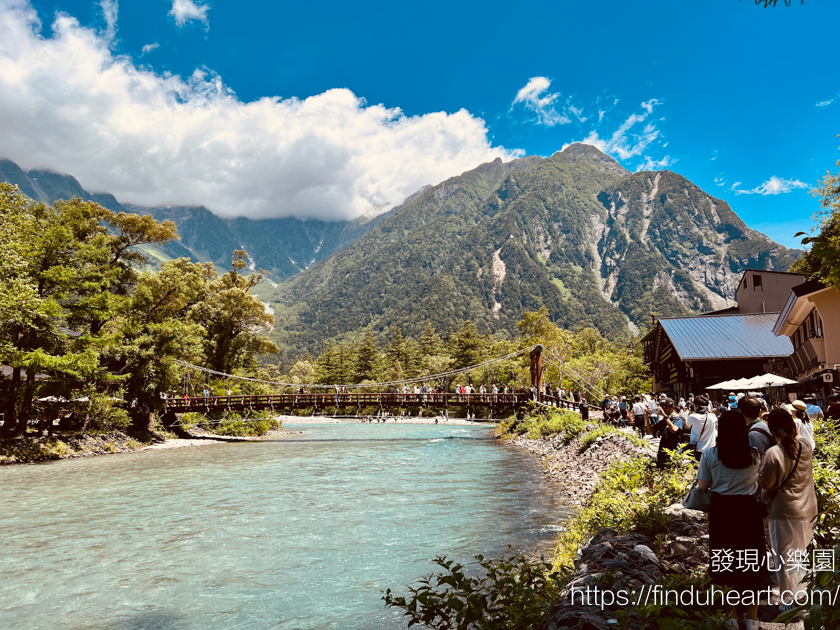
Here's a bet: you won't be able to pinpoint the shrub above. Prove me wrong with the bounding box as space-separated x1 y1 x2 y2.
553 452 695 570
72 387 131 432
180 410 281 436
496 409 588 444
382 553 562 630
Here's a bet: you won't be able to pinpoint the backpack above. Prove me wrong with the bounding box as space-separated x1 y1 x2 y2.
748 424 774 452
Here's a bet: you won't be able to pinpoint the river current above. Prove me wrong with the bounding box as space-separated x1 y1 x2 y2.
0 422 572 629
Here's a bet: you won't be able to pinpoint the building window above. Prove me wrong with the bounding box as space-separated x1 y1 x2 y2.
754 275 763 291
815 310 823 338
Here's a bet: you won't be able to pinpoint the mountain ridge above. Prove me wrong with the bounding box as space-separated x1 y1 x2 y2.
264 143 799 362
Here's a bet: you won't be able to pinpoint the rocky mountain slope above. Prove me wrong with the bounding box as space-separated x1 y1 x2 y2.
0 158 390 279
266 144 799 360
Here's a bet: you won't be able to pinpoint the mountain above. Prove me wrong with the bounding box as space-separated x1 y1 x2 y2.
0 158 395 280
1 148 800 364
265 144 799 361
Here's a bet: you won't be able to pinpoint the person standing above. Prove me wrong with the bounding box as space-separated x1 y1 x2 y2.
684 394 717 461
655 398 685 468
579 399 589 422
631 395 647 438
647 393 661 437
758 409 818 614
740 396 775 459
697 410 767 630
825 393 840 423
790 401 816 449
803 396 824 422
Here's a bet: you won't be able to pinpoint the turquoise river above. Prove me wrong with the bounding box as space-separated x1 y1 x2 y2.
0 422 573 629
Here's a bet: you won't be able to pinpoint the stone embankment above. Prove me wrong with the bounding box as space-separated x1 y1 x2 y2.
509 429 712 629
508 430 651 505
548 506 710 629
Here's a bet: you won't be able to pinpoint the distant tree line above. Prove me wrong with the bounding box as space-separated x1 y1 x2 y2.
283 308 651 399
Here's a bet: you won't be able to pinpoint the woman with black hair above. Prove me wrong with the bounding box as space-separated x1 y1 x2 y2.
758 408 817 614
697 410 767 630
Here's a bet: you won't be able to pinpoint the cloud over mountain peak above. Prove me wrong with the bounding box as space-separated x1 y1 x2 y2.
0 0 520 221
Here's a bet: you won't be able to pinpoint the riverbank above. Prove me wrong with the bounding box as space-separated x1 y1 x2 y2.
0 413 483 465
0 425 295 465
499 410 807 630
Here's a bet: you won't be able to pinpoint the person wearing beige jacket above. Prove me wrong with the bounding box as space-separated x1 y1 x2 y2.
758 408 818 615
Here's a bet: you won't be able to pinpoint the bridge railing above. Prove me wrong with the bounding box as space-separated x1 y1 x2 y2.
163 392 582 412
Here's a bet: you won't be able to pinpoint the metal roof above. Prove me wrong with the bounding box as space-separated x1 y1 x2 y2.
658 313 793 360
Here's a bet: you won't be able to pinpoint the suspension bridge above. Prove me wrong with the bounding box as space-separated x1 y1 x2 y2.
163 345 606 419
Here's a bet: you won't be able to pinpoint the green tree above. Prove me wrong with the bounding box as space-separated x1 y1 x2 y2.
0 187 178 435
101 258 208 422
792 137 840 289
190 251 279 374
450 320 485 369
355 330 380 382
384 326 409 377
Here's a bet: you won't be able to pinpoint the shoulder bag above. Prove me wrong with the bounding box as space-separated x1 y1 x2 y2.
683 477 711 512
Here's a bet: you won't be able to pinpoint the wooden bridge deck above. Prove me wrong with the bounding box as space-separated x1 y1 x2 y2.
164 392 583 415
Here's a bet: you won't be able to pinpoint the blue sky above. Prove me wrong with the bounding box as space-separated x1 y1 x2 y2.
2 0 839 246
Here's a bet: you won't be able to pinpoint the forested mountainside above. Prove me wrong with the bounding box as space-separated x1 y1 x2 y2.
0 157 394 279
266 144 799 364
0 146 800 367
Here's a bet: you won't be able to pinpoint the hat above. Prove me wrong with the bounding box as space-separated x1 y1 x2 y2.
792 400 808 411
782 403 795 413
662 397 675 407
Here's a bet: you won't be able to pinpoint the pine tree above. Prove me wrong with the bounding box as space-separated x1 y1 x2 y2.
355 330 380 382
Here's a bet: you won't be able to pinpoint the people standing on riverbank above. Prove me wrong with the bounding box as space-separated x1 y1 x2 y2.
758 408 818 613
697 410 767 630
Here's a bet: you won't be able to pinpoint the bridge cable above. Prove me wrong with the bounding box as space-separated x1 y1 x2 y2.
170 345 536 391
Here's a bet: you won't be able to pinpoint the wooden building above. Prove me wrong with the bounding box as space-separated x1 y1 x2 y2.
773 280 840 396
642 269 803 398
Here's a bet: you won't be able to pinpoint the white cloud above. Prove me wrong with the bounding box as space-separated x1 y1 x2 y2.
816 96 837 108
100 0 117 41
169 0 209 28
714 172 726 187
0 0 521 221
636 155 674 172
511 76 571 126
577 99 664 161
141 42 159 55
731 176 810 196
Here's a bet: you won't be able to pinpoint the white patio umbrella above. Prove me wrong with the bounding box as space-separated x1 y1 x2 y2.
706 379 738 390
742 373 798 389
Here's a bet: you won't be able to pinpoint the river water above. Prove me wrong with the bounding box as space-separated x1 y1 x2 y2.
0 422 572 629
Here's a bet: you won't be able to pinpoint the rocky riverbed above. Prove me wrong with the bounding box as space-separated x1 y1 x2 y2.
507 428 802 629
507 429 652 506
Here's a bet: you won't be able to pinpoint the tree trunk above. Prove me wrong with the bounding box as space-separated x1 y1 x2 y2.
0 367 21 436
14 370 37 436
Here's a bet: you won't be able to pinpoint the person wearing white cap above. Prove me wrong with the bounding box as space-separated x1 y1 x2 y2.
790 401 815 449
